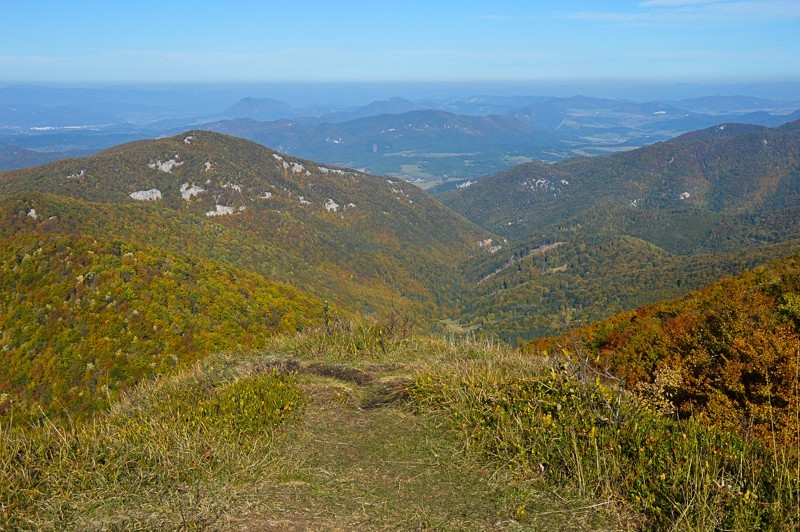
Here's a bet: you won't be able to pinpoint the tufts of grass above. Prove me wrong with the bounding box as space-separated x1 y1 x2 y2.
410 347 800 529
6 317 798 529
263 311 452 365
0 352 303 530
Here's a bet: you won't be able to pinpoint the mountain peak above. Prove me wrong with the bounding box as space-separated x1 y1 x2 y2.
0 130 490 319
221 97 295 120
667 122 768 143
779 117 800 132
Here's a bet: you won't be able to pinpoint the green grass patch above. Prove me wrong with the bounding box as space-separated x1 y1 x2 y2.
399 163 436 179
410 349 800 529
6 318 799 528
264 313 430 365
0 353 303 529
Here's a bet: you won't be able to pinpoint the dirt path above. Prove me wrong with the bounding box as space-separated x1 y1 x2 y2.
230 366 626 530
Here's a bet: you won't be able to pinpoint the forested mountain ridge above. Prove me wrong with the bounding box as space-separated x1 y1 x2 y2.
441 119 800 239
458 234 800 342
0 131 494 418
443 120 800 341
0 131 493 316
0 228 323 420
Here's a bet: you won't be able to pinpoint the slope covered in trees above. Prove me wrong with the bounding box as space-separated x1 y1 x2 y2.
0 228 322 421
458 236 800 342
0 131 491 317
530 253 800 445
0 132 496 420
440 120 800 340
442 119 800 240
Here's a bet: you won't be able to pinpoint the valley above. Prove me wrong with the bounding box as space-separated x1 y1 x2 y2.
2 102 800 530
3 117 800 415
444 120 800 341
5 0 800 527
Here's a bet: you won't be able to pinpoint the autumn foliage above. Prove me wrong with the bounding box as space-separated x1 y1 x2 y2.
0 230 322 422
532 254 800 446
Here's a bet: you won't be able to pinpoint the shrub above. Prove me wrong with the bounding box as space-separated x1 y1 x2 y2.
411 351 800 529
0 354 303 529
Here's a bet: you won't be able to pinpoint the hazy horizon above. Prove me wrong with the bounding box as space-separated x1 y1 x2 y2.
3 1 799 89
3 80 800 110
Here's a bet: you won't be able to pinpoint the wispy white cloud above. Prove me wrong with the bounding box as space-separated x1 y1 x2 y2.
626 48 795 61
560 11 654 23
559 0 800 24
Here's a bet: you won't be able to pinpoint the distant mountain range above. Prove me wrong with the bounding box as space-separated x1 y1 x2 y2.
0 144 93 169
200 96 800 184
200 110 557 182
2 86 799 182
2 117 800 415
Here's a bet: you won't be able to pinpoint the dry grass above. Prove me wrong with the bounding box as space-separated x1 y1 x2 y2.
8 319 793 529
410 345 800 530
0 351 302 530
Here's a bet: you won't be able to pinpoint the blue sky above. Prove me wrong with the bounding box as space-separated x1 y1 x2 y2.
2 0 799 84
